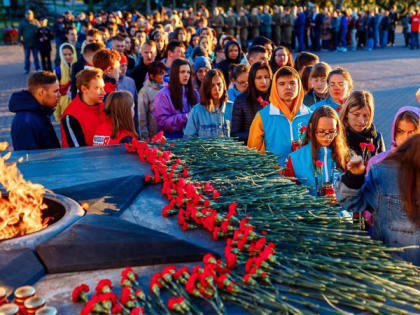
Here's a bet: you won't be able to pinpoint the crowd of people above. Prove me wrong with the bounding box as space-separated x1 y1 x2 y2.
10 6 420 266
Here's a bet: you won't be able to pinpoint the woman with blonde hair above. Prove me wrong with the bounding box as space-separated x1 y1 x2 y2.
54 43 77 121
93 91 138 146
311 67 353 112
339 90 385 163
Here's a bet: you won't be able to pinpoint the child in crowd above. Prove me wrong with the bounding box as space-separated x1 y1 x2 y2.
231 61 272 144
301 65 313 94
61 68 106 147
270 46 294 73
93 91 138 145
284 106 350 196
184 69 232 138
192 56 212 90
138 61 167 139
303 62 331 107
54 43 77 120
248 66 312 165
153 58 199 138
339 90 385 163
311 67 353 111
367 107 420 172
294 51 319 77
227 64 250 102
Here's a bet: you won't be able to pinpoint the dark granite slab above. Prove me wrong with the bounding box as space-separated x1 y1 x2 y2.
54 175 144 216
10 145 149 192
0 249 45 289
36 215 218 273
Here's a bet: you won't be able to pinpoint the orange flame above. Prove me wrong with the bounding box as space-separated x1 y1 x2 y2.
0 143 48 240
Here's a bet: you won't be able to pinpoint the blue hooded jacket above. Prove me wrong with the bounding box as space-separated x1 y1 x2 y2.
9 90 60 150
289 143 342 196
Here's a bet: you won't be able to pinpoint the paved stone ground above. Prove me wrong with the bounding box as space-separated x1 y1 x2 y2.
0 32 419 149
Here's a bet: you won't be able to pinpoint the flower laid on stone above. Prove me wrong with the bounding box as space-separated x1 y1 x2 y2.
73 137 420 314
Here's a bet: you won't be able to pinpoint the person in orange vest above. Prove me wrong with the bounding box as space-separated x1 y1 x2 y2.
247 66 312 165
93 91 138 146
60 68 106 147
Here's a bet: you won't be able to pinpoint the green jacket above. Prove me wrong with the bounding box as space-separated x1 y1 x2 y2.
18 18 40 47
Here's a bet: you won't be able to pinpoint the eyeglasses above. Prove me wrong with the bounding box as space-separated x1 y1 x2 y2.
315 130 338 138
236 80 248 86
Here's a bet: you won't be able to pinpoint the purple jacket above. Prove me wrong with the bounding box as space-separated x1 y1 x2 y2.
367 106 420 174
152 86 199 138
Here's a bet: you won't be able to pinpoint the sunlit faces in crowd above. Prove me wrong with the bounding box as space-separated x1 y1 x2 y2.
394 111 420 147
327 68 353 104
315 116 338 147
210 73 225 103
340 91 374 134
247 46 269 66
141 42 157 65
179 64 191 85
62 45 75 64
274 47 289 68
196 67 209 83
80 75 106 105
276 75 298 105
254 67 272 93
227 44 239 60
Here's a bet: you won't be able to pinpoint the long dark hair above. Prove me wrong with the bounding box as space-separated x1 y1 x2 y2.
386 134 420 226
169 59 197 111
303 106 350 171
246 61 272 116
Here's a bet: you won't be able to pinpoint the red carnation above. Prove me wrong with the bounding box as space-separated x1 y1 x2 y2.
121 267 138 284
367 143 375 152
185 273 199 294
144 174 152 182
151 131 166 144
120 286 135 305
95 279 112 294
130 307 145 315
299 126 307 134
315 160 323 169
111 304 123 314
257 96 270 106
168 296 185 310
212 226 220 240
359 142 368 150
203 253 217 264
212 190 220 200
226 252 237 269
72 283 90 303
255 237 267 251
203 182 215 193
98 292 117 304
226 203 237 219
174 266 190 280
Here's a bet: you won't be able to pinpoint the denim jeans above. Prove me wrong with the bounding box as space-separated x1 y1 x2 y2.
24 46 40 72
410 32 419 49
380 30 388 48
